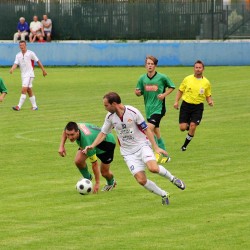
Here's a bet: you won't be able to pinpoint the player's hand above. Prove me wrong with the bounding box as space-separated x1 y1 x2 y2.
10 69 13 74
82 145 93 154
58 146 66 157
157 94 165 100
42 70 47 77
155 147 168 157
173 102 179 110
135 89 142 96
93 183 100 194
208 101 214 107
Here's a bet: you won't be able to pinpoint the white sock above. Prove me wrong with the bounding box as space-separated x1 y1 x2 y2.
18 94 26 108
143 179 166 197
29 95 37 108
158 165 174 182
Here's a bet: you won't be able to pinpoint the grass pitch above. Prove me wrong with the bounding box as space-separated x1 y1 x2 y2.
0 66 249 249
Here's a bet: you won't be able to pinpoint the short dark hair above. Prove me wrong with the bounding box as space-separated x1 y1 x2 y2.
103 92 121 104
194 60 205 68
65 121 78 131
145 55 158 65
19 40 26 45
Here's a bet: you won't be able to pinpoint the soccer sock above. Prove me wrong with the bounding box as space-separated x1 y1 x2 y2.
29 95 37 108
183 133 194 147
78 164 92 180
106 176 114 185
143 179 166 197
158 165 174 182
18 94 26 108
157 137 166 150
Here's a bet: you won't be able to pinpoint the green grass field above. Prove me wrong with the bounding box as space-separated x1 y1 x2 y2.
0 66 249 250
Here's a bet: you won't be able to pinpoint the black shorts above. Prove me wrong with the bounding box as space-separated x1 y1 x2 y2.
97 141 116 164
179 101 204 125
79 141 115 164
147 114 164 128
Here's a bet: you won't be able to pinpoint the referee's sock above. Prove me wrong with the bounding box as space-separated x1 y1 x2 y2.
183 133 193 148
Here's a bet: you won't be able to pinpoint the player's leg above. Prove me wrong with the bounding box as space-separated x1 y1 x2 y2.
75 150 92 180
143 146 186 190
13 82 28 111
100 162 116 191
181 103 203 151
26 78 38 110
124 148 169 205
98 149 116 191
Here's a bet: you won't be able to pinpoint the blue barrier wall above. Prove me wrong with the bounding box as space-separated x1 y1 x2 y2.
0 41 249 66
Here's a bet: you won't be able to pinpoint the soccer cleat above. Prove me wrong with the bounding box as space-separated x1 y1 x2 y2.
161 193 170 205
12 106 20 111
181 146 187 151
31 107 38 111
172 177 186 190
155 153 171 164
102 180 117 191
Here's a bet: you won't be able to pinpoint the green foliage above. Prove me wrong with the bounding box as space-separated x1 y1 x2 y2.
0 66 249 249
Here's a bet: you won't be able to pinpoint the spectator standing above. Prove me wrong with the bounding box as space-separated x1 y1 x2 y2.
9 40 47 111
13 17 29 43
29 16 44 43
41 15 52 42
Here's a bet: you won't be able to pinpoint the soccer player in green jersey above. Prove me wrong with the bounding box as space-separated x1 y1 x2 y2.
58 122 116 193
0 77 8 102
174 60 214 151
135 55 175 163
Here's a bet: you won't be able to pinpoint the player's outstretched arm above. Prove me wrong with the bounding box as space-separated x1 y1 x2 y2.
144 127 168 156
82 132 107 154
58 131 67 157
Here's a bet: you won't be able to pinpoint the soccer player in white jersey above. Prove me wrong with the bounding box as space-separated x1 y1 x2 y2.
10 40 47 111
83 92 185 205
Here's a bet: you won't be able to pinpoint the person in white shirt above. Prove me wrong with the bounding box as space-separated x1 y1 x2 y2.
9 40 47 111
29 15 44 43
41 14 52 42
83 92 185 205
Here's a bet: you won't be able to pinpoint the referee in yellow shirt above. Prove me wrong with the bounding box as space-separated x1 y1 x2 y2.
174 60 214 151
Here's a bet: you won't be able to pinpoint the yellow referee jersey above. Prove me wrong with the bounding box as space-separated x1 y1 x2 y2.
179 74 212 104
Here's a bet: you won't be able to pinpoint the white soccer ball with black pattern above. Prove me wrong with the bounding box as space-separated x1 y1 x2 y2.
76 178 93 195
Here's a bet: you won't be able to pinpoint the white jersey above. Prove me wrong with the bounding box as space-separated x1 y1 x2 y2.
101 105 151 156
14 50 39 78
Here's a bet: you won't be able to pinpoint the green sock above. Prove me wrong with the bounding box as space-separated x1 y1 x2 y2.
106 177 114 185
157 137 166 151
79 164 92 180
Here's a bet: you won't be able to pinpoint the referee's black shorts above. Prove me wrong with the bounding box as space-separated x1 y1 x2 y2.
179 100 204 125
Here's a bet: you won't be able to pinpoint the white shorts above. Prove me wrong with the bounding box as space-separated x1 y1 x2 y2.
123 145 156 176
22 77 34 88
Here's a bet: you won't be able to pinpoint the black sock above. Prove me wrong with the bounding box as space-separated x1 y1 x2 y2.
183 133 193 147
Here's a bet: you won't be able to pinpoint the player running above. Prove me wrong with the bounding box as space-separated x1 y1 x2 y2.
58 121 117 193
135 55 175 163
83 92 185 205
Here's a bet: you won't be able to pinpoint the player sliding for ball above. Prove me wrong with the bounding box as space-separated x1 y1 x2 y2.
58 121 117 193
83 92 185 205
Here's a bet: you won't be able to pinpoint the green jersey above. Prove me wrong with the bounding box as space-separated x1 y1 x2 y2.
76 122 116 158
136 72 175 119
0 78 8 93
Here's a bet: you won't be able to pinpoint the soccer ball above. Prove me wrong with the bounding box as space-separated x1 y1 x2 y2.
76 178 93 195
